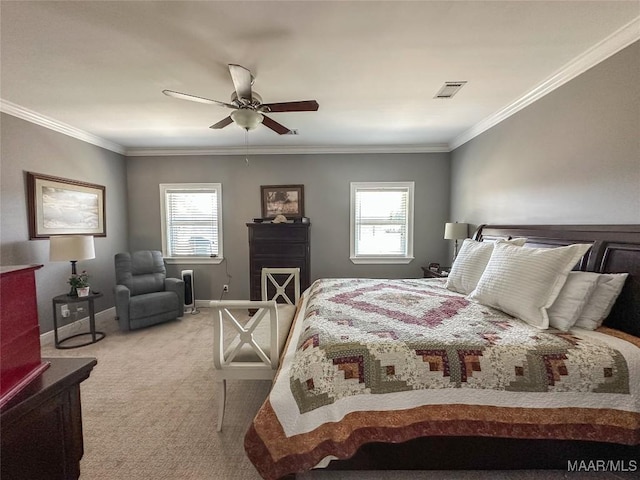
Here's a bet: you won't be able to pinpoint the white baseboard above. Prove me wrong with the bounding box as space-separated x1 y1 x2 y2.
41 303 212 346
40 307 116 347
181 300 213 314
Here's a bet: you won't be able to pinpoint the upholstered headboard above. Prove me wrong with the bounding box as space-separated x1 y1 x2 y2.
473 224 640 337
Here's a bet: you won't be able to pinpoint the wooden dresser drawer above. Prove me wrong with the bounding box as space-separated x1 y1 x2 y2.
249 224 309 243
252 242 307 257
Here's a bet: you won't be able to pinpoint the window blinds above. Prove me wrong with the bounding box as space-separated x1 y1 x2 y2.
354 188 408 256
165 189 219 257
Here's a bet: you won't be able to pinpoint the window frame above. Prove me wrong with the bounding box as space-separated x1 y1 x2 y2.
349 181 415 265
159 183 223 265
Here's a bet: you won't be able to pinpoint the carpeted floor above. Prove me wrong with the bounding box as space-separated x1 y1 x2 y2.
41 309 635 480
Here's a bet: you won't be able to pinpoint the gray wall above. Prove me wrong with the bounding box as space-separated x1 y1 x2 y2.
7 40 635 332
126 153 451 301
451 41 640 229
0 113 128 332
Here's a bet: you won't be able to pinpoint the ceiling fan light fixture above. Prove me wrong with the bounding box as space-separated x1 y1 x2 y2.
230 109 264 130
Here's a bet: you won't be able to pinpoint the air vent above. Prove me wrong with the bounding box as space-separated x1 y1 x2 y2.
434 81 467 99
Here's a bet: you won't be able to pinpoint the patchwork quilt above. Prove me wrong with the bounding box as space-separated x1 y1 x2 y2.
245 278 640 480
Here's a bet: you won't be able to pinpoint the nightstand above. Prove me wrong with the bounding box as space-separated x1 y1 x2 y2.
421 266 450 278
52 292 105 349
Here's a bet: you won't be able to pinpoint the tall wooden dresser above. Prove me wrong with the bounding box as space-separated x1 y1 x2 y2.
247 222 311 301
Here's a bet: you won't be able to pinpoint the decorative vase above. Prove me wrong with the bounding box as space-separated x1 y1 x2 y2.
77 286 90 297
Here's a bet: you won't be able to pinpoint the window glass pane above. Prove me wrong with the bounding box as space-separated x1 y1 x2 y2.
356 225 406 255
354 187 409 256
356 190 407 222
163 187 220 257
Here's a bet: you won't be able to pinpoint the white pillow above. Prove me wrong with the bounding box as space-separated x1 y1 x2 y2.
548 271 600 331
446 238 527 295
468 241 592 329
573 273 629 330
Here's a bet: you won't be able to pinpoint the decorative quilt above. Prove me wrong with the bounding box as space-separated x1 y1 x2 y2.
245 279 640 480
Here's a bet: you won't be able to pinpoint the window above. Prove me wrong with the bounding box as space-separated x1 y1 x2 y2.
160 183 223 264
350 182 414 264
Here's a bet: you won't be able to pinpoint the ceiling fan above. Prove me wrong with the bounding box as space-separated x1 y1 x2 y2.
163 64 319 135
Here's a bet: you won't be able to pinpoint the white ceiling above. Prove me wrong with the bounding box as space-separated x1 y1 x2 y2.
1 1 638 156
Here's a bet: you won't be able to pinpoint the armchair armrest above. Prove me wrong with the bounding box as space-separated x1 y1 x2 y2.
114 284 131 331
165 277 185 317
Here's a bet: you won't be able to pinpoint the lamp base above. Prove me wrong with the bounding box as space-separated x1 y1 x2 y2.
452 239 460 263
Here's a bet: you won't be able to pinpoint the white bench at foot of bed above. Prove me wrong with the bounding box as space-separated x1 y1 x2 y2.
210 268 300 431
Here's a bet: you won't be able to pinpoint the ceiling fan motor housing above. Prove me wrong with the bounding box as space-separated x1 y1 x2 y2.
231 91 262 108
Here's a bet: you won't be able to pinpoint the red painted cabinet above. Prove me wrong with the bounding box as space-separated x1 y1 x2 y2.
0 264 48 407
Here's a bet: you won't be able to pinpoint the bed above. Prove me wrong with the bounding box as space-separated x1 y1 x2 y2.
244 224 640 479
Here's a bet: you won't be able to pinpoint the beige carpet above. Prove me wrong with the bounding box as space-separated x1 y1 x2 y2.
41 309 633 480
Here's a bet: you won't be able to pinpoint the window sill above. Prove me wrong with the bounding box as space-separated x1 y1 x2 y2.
350 256 414 265
164 257 224 265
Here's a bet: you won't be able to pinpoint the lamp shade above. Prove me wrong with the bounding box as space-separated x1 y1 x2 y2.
444 222 468 240
230 109 264 130
50 235 95 262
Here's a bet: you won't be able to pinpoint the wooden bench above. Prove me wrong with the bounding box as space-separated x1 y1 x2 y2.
210 268 300 431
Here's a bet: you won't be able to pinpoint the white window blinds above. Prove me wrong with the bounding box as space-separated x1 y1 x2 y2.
350 182 414 264
160 184 223 262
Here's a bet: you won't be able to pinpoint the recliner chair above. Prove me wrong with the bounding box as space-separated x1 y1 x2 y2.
114 250 184 331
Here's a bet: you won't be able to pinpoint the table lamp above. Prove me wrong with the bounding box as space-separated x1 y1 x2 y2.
444 222 468 261
49 235 95 275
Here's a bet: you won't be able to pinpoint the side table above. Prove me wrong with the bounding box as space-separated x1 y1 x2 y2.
52 292 105 349
421 266 450 278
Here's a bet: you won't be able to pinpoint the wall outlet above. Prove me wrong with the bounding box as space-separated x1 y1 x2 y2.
223 284 229 293
61 305 70 318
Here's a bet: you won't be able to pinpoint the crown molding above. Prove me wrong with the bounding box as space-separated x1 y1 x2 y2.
450 15 640 151
0 98 448 156
124 144 451 157
0 99 126 155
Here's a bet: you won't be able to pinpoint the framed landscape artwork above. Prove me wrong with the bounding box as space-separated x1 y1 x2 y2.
260 184 304 220
27 172 106 239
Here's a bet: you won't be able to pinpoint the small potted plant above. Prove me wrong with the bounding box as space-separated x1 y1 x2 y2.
68 270 90 297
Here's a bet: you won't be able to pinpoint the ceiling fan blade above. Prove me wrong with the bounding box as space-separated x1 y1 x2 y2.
163 89 235 108
261 100 319 113
209 116 233 129
261 115 291 135
228 64 253 102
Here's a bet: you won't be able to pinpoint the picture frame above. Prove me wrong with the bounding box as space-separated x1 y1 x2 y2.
260 184 305 220
27 172 106 239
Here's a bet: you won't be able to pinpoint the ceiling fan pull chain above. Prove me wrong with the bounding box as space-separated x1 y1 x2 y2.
245 130 250 166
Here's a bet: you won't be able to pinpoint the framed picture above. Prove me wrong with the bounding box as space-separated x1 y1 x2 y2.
260 184 305 220
27 172 106 239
